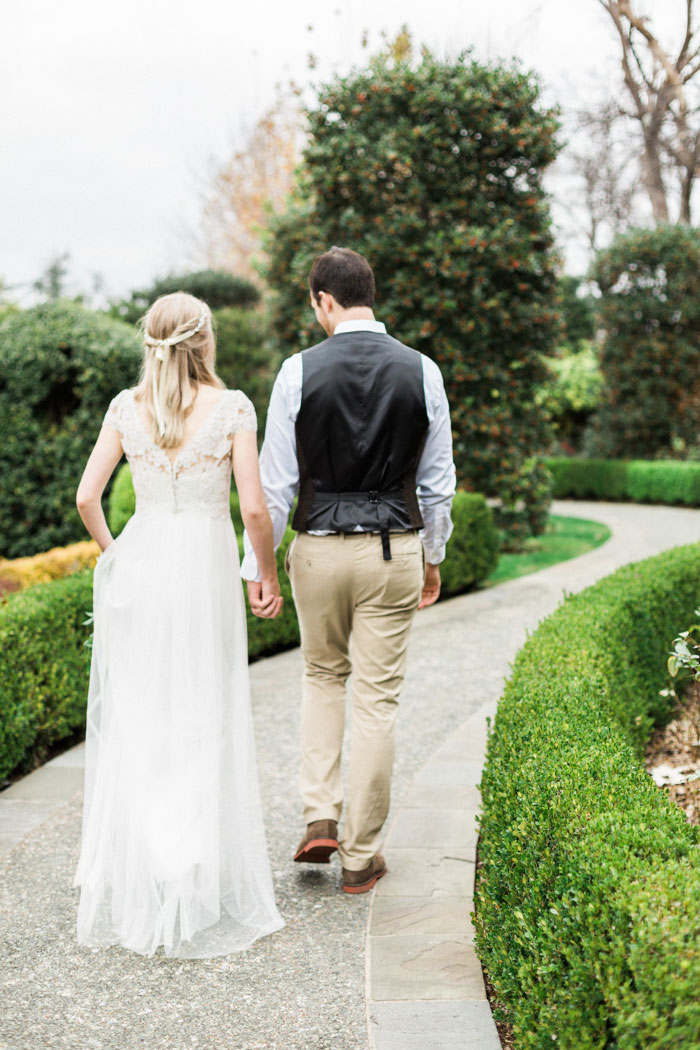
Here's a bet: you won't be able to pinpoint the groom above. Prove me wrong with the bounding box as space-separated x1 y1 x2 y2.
241 247 456 893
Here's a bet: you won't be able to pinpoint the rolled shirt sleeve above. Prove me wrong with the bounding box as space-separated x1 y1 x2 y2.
416 356 456 565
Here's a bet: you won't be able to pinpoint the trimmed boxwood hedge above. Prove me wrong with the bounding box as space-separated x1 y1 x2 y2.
547 456 700 505
108 462 500 594
475 542 700 1049
0 571 95 780
0 478 498 781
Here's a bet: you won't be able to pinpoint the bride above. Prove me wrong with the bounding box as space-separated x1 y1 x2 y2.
73 291 284 957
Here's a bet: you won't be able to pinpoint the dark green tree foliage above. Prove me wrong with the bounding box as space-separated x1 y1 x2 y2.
113 269 260 324
213 307 278 434
0 301 141 558
588 225 700 459
557 275 596 347
266 52 561 542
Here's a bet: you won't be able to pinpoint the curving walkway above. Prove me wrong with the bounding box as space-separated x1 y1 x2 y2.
1 502 700 1050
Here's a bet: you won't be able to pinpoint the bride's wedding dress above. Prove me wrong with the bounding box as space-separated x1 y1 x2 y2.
74 387 284 957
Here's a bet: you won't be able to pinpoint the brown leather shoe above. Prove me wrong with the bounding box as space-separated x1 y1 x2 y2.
293 819 339 864
342 853 388 894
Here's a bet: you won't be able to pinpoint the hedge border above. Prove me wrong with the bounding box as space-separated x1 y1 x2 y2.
546 456 700 505
0 486 498 781
475 542 700 1048
0 571 95 781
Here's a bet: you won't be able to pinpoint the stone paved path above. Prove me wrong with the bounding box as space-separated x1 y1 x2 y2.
1 501 699 1050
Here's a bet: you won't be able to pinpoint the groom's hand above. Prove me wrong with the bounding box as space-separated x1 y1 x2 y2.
418 563 441 609
247 578 284 619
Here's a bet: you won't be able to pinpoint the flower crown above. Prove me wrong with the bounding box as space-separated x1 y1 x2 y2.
144 312 207 361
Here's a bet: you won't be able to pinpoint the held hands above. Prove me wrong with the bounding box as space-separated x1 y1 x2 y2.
246 576 284 619
418 563 441 610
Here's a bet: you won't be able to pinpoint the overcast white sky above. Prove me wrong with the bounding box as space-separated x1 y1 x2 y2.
0 0 685 302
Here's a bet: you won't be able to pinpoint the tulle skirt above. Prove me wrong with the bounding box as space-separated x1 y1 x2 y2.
74 511 284 957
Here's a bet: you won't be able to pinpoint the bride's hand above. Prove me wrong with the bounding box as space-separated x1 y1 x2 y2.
246 577 284 619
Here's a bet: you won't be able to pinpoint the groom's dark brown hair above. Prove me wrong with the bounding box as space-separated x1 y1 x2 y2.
309 247 375 309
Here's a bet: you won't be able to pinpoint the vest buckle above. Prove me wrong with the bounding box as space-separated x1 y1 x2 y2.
368 490 380 503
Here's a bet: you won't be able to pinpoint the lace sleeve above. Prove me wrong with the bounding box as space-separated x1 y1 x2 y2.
103 389 129 435
230 391 257 434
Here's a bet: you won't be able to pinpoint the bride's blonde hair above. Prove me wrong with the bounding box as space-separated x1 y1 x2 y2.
136 292 223 448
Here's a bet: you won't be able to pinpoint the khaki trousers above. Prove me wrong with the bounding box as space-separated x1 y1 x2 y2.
287 530 423 870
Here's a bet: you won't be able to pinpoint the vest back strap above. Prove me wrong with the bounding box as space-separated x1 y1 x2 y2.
313 490 407 561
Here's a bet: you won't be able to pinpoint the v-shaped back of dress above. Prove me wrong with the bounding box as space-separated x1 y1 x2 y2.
103 388 256 518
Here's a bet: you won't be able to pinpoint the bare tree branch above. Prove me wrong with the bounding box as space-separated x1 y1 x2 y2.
197 93 304 281
677 0 694 67
597 0 700 224
561 97 644 258
682 54 700 81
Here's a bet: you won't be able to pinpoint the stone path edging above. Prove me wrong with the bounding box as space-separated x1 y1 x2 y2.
0 739 85 859
366 697 500 1050
364 499 700 1050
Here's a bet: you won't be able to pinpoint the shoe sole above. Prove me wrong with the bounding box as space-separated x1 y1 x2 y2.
343 866 388 894
293 838 339 864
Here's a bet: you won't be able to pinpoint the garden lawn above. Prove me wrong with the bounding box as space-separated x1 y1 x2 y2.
487 514 610 587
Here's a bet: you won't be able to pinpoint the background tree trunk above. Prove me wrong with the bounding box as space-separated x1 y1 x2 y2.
598 0 700 225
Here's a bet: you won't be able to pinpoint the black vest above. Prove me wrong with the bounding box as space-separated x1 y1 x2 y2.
291 330 430 559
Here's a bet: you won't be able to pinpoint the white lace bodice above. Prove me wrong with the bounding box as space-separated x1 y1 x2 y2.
104 388 256 519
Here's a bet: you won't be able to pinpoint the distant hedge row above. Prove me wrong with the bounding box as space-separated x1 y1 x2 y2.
547 456 700 505
0 477 498 781
475 542 700 1048
109 464 499 593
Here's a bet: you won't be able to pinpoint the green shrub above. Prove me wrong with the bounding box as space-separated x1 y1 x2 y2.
266 49 561 542
432 493 498 594
107 464 136 537
0 301 141 558
246 528 299 658
588 225 700 459
0 571 94 781
212 307 278 434
547 456 700 504
557 275 596 347
3 487 497 779
111 269 260 325
495 457 554 549
475 542 700 1048
538 342 603 452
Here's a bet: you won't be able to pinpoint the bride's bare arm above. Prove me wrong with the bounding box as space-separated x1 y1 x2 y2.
76 426 124 551
232 430 283 619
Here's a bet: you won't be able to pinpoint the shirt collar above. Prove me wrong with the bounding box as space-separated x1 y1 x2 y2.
333 320 387 335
